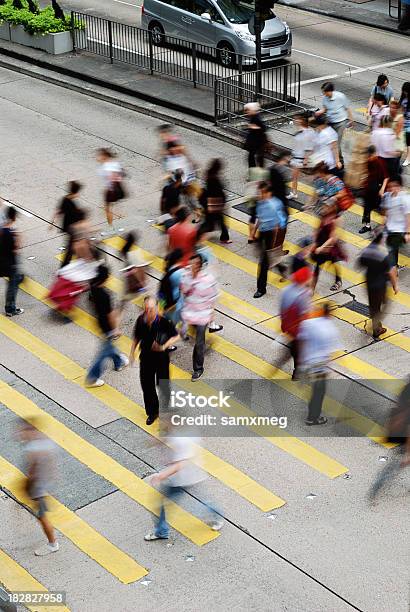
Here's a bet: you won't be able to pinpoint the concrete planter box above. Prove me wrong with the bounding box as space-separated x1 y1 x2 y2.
0 22 11 41
9 24 73 54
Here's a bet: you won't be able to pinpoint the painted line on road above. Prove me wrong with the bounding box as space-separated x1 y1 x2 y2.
293 49 360 69
104 238 391 447
347 57 410 75
1 288 284 511
298 74 339 86
0 452 147 584
0 547 70 612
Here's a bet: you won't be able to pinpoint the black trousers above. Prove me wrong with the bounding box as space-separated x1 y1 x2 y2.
367 285 386 336
308 373 327 421
386 232 405 267
139 356 170 418
248 150 265 169
60 233 74 268
257 230 274 293
362 190 380 225
193 324 207 374
204 212 229 241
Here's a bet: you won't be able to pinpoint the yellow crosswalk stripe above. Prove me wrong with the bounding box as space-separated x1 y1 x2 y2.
0 453 147 584
0 383 220 549
25 271 347 479
0 548 70 612
0 297 283 513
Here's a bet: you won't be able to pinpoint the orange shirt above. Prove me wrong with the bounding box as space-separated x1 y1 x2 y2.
168 221 198 267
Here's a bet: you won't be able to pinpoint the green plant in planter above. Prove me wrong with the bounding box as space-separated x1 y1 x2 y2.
0 0 83 35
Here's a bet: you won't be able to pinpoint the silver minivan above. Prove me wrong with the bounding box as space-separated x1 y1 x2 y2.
141 0 292 67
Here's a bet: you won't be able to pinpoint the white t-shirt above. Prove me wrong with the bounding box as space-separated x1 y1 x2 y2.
315 126 338 168
292 128 315 159
298 317 340 371
98 160 122 187
371 128 397 159
167 436 207 487
370 105 389 130
383 192 410 233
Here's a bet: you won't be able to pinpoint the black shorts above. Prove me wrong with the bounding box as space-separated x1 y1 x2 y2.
406 131 410 146
33 497 48 518
249 205 257 224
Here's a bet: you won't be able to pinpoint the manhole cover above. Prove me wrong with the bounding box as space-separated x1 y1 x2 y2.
344 300 369 317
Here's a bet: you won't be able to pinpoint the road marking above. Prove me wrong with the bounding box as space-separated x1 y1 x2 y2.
293 49 360 69
299 74 339 86
0 294 284 512
0 548 70 612
103 238 391 448
0 453 147 584
347 57 410 75
113 0 140 6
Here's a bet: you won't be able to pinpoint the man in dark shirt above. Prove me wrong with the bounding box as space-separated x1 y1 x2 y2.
358 231 398 338
244 103 267 169
0 206 24 316
160 172 182 215
130 296 179 425
86 265 129 387
51 181 83 267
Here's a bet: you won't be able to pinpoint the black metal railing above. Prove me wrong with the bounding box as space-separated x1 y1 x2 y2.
214 68 305 134
71 11 261 89
389 0 402 19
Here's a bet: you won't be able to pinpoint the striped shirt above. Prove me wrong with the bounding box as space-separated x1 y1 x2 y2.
181 268 219 326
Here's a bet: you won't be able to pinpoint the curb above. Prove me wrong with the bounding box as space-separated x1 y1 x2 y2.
277 0 409 37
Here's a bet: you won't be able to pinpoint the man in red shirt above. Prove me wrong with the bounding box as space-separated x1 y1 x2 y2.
360 145 389 234
167 206 198 267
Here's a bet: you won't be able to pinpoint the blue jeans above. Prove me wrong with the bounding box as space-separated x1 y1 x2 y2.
5 270 24 314
155 484 219 538
86 338 124 383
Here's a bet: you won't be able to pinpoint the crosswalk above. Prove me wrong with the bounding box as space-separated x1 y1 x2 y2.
1 191 408 600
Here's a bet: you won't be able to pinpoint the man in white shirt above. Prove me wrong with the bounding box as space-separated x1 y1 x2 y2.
314 116 341 173
298 303 340 426
382 176 410 267
316 82 353 162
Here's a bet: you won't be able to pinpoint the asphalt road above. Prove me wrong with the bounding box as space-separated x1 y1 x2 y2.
55 0 410 111
0 62 408 611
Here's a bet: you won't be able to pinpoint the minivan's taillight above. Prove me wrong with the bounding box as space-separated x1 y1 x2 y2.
141 3 144 14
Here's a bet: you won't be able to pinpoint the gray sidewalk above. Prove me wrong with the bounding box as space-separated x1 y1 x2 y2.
277 0 409 34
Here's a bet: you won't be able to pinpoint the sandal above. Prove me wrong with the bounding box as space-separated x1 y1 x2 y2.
330 281 342 291
305 416 328 426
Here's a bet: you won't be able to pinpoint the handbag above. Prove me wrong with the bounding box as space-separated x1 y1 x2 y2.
207 197 225 213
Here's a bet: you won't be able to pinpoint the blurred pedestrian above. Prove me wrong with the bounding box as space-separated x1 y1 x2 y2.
316 82 353 162
279 266 312 379
368 93 389 131
181 253 219 381
0 197 7 227
163 141 201 220
381 176 410 268
298 303 340 426
389 100 405 155
144 421 223 541
311 204 346 292
369 378 410 500
160 171 182 216
371 116 402 178
269 152 292 213
358 231 398 339
118 232 148 317
289 114 315 200
86 264 129 388
310 162 345 217
18 418 59 556
313 116 342 176
359 145 388 234
367 75 394 115
130 296 179 425
50 181 83 268
158 248 184 331
399 82 410 167
254 181 288 298
167 206 198 267
244 102 267 169
0 206 24 317
200 158 231 244
96 148 126 236
246 165 269 244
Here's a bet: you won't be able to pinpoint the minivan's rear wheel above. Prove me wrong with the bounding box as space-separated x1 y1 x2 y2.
217 42 235 68
149 22 164 46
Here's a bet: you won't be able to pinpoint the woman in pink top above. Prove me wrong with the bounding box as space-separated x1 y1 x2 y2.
181 253 220 381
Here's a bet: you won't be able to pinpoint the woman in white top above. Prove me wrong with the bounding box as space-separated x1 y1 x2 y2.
368 93 390 131
371 116 401 178
289 114 315 199
96 148 125 235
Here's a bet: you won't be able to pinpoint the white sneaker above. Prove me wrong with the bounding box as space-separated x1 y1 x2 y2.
210 520 224 531
116 355 129 371
287 191 297 200
35 541 59 556
86 378 105 388
403 159 410 167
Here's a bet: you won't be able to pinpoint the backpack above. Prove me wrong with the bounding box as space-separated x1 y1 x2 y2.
336 185 355 212
281 301 302 337
158 267 180 310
